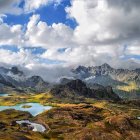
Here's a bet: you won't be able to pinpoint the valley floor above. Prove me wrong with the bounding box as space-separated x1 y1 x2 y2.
0 93 140 140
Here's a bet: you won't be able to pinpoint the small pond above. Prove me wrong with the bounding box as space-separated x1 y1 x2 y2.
16 120 46 132
0 103 52 116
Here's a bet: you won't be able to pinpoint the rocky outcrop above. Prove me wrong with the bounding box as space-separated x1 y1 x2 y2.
51 79 120 101
91 84 121 101
23 76 49 92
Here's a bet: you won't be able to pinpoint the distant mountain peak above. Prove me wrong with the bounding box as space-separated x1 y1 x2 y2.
100 63 112 68
0 65 49 93
73 65 88 73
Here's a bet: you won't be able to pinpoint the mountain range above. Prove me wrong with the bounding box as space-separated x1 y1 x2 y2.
73 63 140 83
72 63 140 99
0 63 140 100
0 66 49 93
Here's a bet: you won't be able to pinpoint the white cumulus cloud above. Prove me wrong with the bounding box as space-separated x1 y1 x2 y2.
0 0 140 80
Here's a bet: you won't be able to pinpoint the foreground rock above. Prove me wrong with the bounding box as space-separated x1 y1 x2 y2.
16 120 46 132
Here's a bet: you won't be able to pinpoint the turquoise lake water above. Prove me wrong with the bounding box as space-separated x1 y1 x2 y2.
0 103 52 116
0 93 8 97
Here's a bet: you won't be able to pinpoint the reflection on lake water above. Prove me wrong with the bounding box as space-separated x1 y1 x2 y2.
16 120 46 132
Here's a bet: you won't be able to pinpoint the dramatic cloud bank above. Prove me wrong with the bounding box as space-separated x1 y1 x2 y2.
0 0 22 15
0 0 62 14
0 0 140 81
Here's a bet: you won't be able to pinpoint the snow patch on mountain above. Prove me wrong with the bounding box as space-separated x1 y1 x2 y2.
85 76 96 81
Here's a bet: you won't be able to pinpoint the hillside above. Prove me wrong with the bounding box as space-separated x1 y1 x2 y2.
51 79 120 102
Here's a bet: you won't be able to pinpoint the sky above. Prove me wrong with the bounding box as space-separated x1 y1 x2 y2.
0 0 140 81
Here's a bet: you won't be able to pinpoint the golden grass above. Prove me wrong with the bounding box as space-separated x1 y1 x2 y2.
93 101 108 108
55 103 85 107
117 82 138 92
27 92 52 103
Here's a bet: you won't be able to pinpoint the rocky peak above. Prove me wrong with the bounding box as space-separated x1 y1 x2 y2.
100 63 112 69
10 67 23 75
73 66 88 74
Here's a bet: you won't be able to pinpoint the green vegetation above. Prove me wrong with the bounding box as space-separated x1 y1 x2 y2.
21 105 32 108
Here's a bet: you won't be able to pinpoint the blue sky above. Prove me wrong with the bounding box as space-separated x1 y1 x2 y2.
4 0 77 29
1 0 77 64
